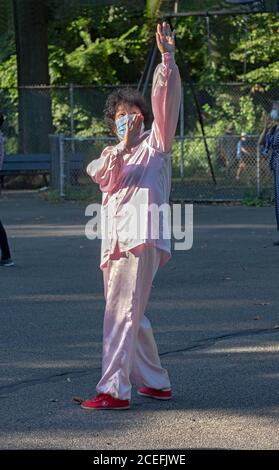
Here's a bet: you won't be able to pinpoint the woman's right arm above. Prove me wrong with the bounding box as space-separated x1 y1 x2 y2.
86 141 126 192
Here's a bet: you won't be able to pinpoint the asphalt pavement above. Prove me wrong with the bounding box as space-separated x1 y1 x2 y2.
0 190 278 449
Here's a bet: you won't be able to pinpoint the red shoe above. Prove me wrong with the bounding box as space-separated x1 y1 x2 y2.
80 393 130 410
137 386 172 400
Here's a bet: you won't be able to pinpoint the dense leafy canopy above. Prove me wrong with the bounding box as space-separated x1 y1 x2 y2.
0 1 278 87
0 0 278 154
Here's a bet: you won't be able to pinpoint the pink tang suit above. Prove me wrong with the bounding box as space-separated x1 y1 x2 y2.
87 51 181 400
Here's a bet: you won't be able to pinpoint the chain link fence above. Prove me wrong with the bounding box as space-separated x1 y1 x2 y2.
49 133 273 201
1 82 277 199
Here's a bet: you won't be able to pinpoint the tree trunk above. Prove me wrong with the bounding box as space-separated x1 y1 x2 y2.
13 0 53 153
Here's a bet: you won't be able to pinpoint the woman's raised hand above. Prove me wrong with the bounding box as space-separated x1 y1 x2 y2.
156 21 175 54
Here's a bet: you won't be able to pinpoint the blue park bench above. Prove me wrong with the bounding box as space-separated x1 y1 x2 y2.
0 153 84 190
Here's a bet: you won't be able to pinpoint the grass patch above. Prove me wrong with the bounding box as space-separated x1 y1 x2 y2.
41 186 102 203
242 187 273 207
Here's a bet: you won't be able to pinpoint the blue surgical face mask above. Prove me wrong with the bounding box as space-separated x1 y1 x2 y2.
115 113 145 140
271 109 279 121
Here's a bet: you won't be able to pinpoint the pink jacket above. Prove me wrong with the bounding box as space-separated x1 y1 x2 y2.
87 52 181 270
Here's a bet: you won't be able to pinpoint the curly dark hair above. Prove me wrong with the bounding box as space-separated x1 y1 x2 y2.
104 88 150 135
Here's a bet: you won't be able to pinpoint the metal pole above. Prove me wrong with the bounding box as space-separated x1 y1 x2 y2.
256 140 260 197
142 40 158 97
205 14 211 55
69 83 75 136
243 15 248 80
59 133 65 198
161 9 266 18
180 83 184 179
69 83 75 153
137 41 155 92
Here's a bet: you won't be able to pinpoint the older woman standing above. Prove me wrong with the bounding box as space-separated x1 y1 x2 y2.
82 22 181 411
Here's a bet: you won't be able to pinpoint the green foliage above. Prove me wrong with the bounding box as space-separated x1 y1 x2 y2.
0 1 278 163
48 5 147 86
202 90 263 135
0 55 17 90
0 54 18 152
1 4 278 88
230 14 279 83
42 185 101 203
0 0 14 57
50 24 142 85
242 186 273 206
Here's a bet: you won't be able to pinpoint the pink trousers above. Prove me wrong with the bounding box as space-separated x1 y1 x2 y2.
95 243 171 400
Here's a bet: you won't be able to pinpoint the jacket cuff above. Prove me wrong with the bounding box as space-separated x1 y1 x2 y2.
162 52 175 66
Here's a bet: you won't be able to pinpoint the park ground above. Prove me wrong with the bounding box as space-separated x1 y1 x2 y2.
0 190 278 450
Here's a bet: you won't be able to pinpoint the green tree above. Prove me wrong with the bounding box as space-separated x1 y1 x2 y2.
13 0 53 153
